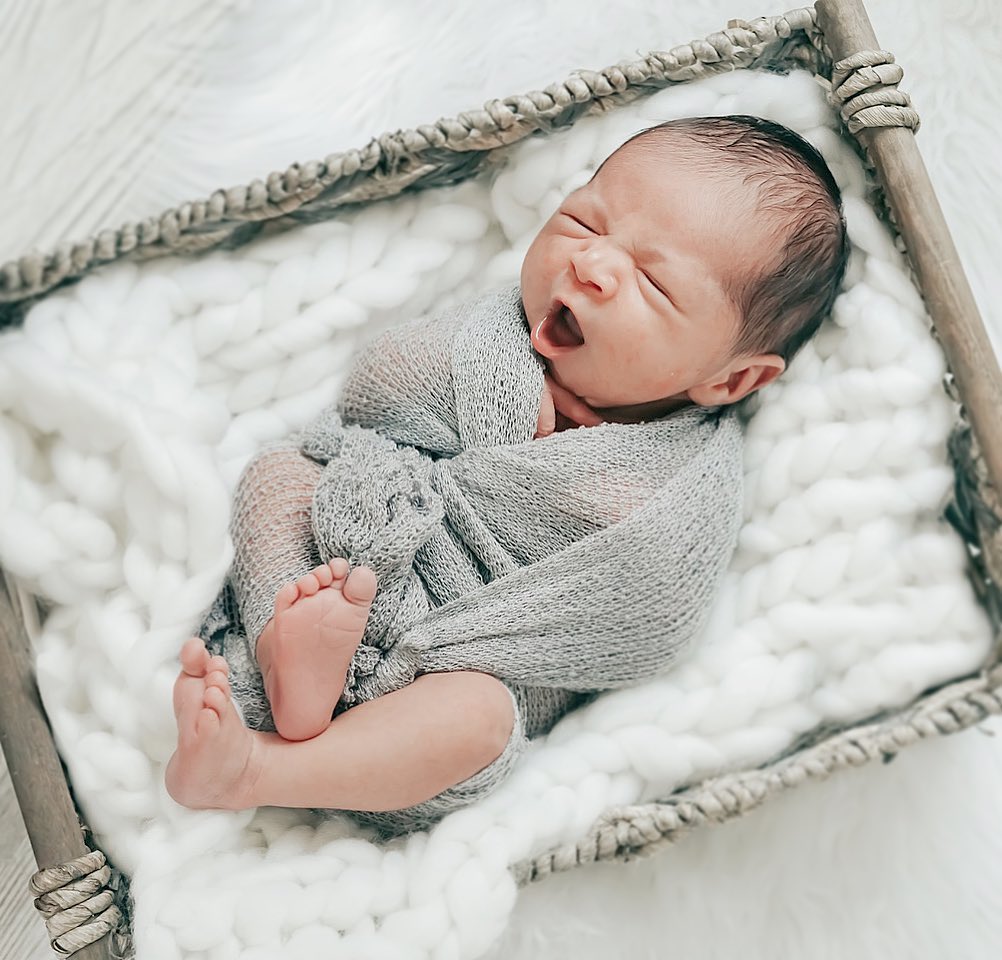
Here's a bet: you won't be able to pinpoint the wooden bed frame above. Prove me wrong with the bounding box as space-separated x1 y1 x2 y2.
1 1 999 956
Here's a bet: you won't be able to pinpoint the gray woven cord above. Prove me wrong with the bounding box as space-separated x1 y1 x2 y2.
827 49 921 134
29 850 122 957
513 665 1002 884
0 7 824 319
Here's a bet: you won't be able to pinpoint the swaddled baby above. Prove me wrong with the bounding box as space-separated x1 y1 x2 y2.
166 115 848 832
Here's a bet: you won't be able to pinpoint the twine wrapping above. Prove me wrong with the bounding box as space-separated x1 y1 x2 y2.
514 665 1002 884
828 49 920 133
0 6 822 318
30 850 123 957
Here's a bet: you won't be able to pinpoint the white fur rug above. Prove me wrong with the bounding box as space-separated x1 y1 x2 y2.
3 2 1002 958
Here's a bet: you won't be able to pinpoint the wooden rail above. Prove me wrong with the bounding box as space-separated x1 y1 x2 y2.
0 575 114 960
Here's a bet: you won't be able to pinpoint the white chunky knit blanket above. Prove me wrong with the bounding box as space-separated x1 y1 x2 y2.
0 65 992 959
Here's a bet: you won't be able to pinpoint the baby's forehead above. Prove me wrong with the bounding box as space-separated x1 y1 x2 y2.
599 122 833 231
600 131 756 188
591 138 767 229
585 137 783 282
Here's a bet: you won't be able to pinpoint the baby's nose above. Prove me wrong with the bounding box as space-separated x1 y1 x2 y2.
570 244 622 297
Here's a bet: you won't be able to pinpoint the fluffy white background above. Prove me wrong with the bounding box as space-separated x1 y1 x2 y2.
2 1 1002 958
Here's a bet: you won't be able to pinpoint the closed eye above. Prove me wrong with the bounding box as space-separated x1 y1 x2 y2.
563 213 596 233
641 270 676 306
642 271 665 295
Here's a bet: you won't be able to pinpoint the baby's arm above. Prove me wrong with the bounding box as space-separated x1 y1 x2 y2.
338 310 465 456
411 506 722 691
403 418 745 691
331 286 545 455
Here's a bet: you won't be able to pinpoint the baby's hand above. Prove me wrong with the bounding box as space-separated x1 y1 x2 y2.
535 372 604 437
535 378 556 438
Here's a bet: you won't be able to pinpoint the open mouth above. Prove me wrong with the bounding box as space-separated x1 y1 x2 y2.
532 301 585 353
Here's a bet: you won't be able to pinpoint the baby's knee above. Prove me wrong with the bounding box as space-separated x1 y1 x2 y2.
471 672 517 762
348 675 525 836
236 445 320 497
235 447 284 496
421 670 516 766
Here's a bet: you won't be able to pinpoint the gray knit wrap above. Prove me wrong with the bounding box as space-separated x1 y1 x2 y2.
204 284 745 749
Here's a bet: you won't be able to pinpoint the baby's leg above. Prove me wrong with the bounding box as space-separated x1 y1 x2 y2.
228 444 324 650
256 560 377 741
230 445 377 740
166 639 516 813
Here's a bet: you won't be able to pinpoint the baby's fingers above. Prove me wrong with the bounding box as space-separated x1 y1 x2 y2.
535 381 556 438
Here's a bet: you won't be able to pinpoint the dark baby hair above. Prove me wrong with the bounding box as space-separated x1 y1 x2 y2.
618 115 850 363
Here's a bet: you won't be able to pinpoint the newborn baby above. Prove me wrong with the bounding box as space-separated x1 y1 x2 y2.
166 115 848 831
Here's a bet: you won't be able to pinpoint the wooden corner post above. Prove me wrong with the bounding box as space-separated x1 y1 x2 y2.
815 0 1002 504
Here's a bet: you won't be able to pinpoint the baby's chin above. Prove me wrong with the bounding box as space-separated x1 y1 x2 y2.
549 358 609 406
540 346 693 421
542 358 585 395
568 374 693 421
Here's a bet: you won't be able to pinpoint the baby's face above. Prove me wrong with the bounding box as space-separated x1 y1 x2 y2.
520 142 773 417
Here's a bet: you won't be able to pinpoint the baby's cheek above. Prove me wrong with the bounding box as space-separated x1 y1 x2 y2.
609 329 678 398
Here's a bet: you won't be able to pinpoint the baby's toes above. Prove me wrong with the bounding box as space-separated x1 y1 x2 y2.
206 655 229 678
203 684 228 718
343 566 378 606
180 637 209 677
173 669 205 726
196 705 221 737
206 669 230 697
294 571 322 598
328 558 350 583
311 563 335 589
273 582 299 616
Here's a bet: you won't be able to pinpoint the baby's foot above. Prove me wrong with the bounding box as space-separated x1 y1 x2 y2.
256 560 378 742
165 638 256 810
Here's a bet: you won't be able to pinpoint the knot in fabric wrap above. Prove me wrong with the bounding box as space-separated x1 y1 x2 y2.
302 418 446 702
827 49 920 134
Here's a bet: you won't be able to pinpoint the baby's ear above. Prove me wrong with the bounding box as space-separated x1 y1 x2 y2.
687 354 785 407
